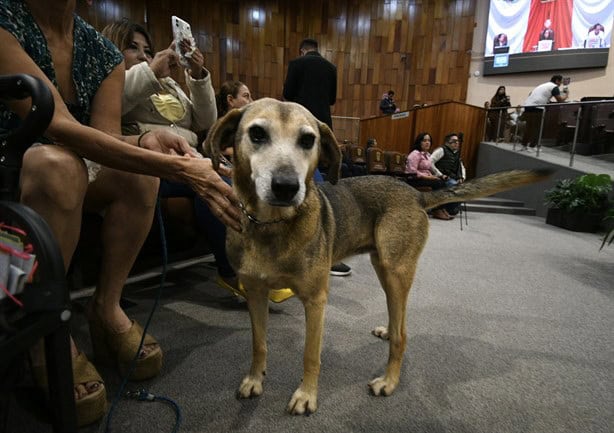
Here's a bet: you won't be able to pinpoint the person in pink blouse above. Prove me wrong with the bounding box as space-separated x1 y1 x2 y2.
404 132 452 220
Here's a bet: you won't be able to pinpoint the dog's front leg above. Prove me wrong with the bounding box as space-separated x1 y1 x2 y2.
287 291 327 415
237 287 269 398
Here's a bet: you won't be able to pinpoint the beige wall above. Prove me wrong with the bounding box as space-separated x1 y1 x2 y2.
466 0 614 108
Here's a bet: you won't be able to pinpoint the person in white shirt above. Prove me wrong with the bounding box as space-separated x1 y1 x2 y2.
520 74 568 151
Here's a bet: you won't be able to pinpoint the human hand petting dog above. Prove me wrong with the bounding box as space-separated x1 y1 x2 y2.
185 158 241 232
139 130 241 232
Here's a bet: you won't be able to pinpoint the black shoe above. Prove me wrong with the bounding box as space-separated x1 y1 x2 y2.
330 262 351 276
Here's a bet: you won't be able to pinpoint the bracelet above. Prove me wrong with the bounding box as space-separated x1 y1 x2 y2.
137 130 151 148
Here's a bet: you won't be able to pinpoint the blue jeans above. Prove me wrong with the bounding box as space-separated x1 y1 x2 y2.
444 178 461 215
159 179 235 278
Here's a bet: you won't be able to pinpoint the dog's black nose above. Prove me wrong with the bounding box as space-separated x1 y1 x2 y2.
271 174 299 203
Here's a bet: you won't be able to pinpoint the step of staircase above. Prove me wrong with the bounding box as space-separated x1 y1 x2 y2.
467 197 525 207
465 197 536 216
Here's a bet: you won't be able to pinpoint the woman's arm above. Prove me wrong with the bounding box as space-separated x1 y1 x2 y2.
185 69 217 131
0 28 241 231
429 148 444 178
405 151 419 174
177 43 217 131
122 62 162 115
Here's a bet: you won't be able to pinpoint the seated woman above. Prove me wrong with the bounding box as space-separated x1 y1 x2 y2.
0 0 240 427
103 21 292 303
404 132 451 220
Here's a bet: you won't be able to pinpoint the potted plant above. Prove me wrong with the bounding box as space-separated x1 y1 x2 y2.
544 173 612 233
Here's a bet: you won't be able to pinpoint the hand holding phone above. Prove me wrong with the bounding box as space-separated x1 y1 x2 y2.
172 16 196 68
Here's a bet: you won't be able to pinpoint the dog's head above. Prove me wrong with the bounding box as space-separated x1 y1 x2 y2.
205 98 341 208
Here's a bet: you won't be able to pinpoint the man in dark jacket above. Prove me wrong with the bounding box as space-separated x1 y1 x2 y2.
283 39 350 277
283 38 337 128
431 133 466 216
379 90 397 115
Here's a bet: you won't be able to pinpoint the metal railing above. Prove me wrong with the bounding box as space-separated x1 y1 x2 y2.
484 99 614 167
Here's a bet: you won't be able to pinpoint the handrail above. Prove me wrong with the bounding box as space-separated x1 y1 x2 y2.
483 98 614 167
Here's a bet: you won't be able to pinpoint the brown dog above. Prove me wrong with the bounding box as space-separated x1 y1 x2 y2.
205 98 550 415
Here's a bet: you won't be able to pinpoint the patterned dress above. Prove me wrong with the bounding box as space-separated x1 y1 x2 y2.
0 0 123 179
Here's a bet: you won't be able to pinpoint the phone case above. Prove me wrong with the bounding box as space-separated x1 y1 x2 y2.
172 15 196 67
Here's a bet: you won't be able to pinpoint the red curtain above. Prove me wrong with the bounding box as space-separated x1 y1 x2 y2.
523 0 573 52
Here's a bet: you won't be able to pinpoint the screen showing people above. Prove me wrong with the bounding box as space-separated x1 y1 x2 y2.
485 0 612 57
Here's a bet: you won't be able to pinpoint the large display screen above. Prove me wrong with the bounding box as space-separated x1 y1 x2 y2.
483 0 613 75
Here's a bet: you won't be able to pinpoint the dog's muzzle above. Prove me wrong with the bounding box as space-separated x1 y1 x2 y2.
270 173 300 206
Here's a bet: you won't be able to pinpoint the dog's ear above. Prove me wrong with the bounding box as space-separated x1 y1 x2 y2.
318 122 342 184
203 108 243 171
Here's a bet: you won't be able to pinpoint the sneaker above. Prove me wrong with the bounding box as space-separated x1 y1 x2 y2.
330 262 352 276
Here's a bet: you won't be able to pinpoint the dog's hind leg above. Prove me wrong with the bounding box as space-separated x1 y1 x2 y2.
368 218 427 396
237 287 270 399
287 282 329 415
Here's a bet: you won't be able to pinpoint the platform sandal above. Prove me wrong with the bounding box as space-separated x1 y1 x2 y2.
31 351 107 427
89 318 163 381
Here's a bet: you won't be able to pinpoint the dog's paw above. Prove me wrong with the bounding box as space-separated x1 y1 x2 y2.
237 375 264 399
287 387 318 415
368 376 398 396
371 326 389 340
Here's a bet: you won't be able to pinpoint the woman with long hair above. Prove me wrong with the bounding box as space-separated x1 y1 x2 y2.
216 80 253 118
404 132 451 220
0 2 239 426
487 85 511 141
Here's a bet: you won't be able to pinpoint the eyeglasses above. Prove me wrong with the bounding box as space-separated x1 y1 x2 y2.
449 139 459 143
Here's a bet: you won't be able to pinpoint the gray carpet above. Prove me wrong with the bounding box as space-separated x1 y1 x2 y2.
7 212 614 433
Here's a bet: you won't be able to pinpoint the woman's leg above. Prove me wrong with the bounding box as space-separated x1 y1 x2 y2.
406 177 450 219
195 197 236 278
83 167 158 341
20 146 88 271
20 146 102 400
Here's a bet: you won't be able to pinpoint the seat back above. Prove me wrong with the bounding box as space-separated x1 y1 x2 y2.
591 103 614 132
558 104 579 127
367 147 387 174
384 151 405 175
348 145 367 165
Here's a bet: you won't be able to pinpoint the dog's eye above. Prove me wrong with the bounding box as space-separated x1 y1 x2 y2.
299 133 315 150
248 126 269 145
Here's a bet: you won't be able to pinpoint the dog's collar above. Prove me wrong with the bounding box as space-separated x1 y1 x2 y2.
238 201 292 225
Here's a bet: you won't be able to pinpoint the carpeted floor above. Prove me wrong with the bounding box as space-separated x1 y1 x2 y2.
6 212 614 433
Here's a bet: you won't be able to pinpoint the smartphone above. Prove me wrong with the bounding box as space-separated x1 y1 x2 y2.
562 77 571 86
172 15 195 67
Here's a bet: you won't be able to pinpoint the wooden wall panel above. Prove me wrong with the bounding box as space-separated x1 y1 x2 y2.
77 0 476 120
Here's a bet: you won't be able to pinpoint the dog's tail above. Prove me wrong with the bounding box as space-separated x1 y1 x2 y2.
420 169 553 211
